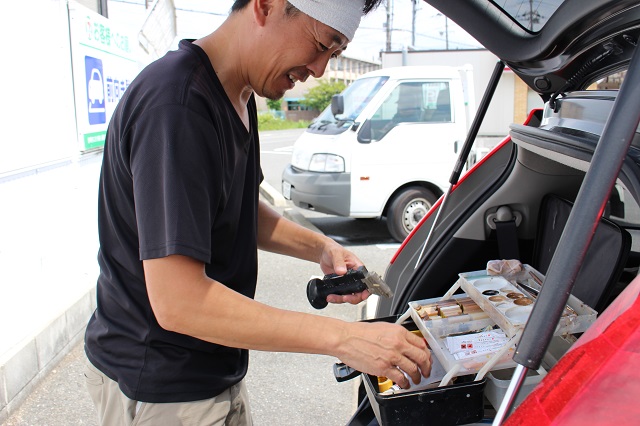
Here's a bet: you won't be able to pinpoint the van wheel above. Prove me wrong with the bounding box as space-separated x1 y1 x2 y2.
387 187 437 242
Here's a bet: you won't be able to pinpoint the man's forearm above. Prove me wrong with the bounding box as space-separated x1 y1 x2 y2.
256 200 328 263
145 254 344 353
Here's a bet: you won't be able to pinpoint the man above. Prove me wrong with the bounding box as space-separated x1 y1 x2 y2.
84 0 432 424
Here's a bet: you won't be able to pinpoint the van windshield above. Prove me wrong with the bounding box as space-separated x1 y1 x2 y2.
307 76 389 135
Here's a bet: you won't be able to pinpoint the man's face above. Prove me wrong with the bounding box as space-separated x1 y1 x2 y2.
253 4 349 100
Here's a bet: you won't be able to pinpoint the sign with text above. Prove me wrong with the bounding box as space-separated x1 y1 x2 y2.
69 1 141 150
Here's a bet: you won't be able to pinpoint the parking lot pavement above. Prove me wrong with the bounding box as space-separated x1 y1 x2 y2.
2 341 96 426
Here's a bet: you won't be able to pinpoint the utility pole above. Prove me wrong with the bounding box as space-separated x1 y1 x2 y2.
411 0 417 47
519 0 542 31
386 0 394 51
530 0 534 30
445 15 449 50
437 13 449 50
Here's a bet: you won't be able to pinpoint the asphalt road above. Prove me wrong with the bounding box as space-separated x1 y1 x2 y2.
4 129 402 425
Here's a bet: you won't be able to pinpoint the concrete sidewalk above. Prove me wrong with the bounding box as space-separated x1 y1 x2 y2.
0 150 317 423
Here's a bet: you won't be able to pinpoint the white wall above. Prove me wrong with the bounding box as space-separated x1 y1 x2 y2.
75 0 100 12
381 49 514 136
107 1 148 37
0 0 78 174
0 0 155 175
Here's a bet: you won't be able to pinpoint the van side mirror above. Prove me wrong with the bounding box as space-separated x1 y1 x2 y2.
331 95 344 117
357 119 372 144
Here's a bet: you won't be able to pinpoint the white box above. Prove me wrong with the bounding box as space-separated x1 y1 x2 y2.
485 367 546 410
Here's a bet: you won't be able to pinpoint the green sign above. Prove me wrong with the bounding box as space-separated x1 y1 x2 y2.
83 131 107 150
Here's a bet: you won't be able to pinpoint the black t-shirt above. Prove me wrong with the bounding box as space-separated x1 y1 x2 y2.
85 40 262 403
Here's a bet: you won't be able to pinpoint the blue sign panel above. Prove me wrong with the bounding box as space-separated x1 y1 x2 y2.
85 56 106 125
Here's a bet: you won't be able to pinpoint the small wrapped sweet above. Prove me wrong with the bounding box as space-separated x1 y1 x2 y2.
486 259 523 278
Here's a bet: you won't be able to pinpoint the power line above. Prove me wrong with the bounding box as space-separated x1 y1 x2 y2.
356 26 481 50
175 7 228 16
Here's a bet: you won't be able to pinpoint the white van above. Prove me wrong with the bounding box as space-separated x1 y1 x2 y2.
282 66 475 242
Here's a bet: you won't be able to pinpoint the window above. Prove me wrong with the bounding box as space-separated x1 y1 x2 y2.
370 81 452 140
609 184 640 253
491 0 564 32
592 71 626 90
286 100 312 111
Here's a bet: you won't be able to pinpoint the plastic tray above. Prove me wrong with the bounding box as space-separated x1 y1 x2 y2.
408 293 492 334
409 295 519 377
459 265 597 338
407 265 597 378
458 274 529 338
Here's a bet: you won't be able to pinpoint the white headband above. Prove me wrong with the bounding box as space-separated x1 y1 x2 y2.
288 0 365 41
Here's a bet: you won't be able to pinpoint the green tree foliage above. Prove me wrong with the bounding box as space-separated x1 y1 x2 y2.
300 80 346 112
257 112 310 131
266 99 282 111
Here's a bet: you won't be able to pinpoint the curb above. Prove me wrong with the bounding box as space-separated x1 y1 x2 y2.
283 208 324 235
259 181 324 235
259 181 287 207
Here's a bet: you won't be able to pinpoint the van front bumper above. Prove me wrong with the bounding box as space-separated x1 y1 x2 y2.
281 165 351 217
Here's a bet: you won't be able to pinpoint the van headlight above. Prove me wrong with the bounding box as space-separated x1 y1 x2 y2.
291 151 311 170
309 154 345 172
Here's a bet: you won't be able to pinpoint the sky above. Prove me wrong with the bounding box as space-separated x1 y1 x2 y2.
175 0 483 62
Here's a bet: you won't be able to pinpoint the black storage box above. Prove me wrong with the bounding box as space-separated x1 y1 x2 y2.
363 373 486 425
358 315 486 425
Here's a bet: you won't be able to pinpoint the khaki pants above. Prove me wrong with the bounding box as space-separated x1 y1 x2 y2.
85 359 253 426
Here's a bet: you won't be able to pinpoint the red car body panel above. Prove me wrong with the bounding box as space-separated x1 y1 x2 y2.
506 275 640 425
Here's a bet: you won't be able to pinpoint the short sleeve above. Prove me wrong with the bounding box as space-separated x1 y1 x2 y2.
129 105 223 263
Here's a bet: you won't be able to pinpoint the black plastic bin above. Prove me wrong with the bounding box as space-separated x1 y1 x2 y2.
356 315 486 425
363 372 486 425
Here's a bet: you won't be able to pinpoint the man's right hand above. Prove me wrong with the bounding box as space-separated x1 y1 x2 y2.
334 321 432 389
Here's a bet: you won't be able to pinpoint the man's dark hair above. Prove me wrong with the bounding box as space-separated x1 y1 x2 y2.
231 0 383 15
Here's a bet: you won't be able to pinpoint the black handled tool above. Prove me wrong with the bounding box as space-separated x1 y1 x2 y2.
306 266 393 309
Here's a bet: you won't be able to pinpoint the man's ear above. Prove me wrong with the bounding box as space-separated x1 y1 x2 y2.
253 0 276 27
